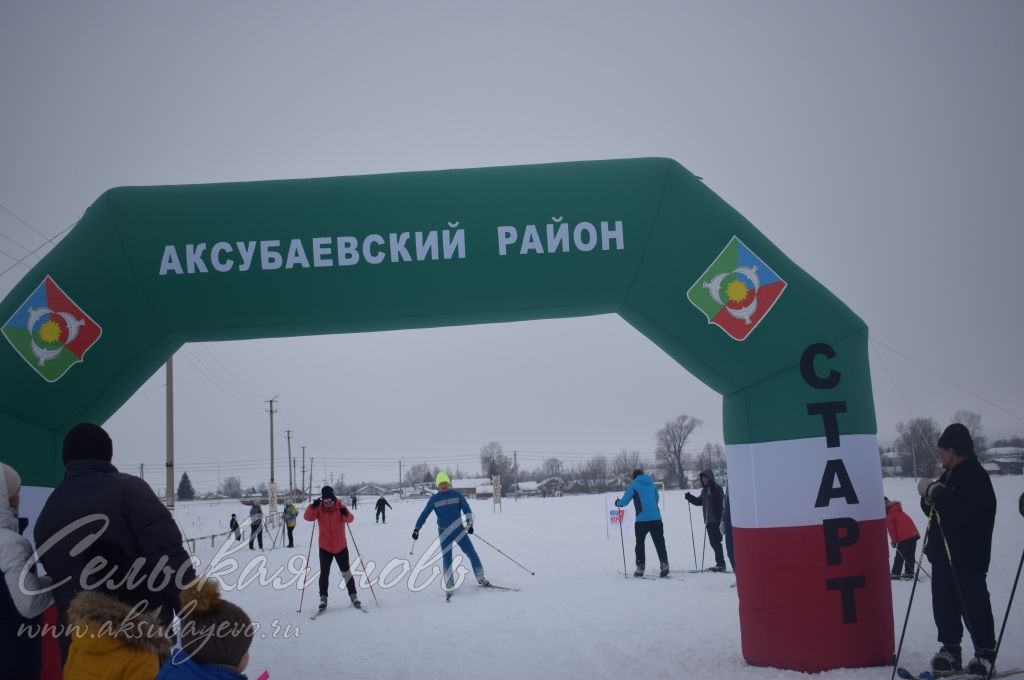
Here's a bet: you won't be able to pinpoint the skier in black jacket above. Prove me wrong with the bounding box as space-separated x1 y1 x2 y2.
685 469 726 572
375 496 392 523
918 423 997 676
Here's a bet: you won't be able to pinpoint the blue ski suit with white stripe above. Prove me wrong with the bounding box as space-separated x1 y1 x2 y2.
415 489 485 587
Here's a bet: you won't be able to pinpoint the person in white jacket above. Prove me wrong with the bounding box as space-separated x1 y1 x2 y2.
0 462 54 679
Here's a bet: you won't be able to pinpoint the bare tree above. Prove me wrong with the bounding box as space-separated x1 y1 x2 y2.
656 414 702 489
541 457 564 478
612 450 645 477
218 476 242 498
693 443 726 482
952 409 987 453
404 463 431 486
586 455 609 491
480 441 513 489
896 417 941 478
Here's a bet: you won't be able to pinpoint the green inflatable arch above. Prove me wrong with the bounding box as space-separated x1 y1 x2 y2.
0 158 892 671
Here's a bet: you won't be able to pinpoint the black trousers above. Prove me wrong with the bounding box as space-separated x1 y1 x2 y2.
892 537 918 576
376 508 386 523
319 547 357 597
249 525 263 549
930 556 995 650
286 525 295 548
707 523 726 569
634 520 669 570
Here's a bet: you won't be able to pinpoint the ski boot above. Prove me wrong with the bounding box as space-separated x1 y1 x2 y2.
318 594 328 612
930 645 962 673
707 565 726 573
477 575 491 587
966 649 995 677
633 563 644 578
350 592 362 609
660 562 670 578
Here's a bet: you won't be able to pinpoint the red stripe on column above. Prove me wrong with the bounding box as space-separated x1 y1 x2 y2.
733 519 893 672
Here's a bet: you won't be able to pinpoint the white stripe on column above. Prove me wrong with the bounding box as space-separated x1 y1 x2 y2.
726 434 884 529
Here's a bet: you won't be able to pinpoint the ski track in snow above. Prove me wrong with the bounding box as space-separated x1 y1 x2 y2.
171 479 1024 680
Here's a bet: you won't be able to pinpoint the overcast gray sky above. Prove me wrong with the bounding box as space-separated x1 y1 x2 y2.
2 2 1022 494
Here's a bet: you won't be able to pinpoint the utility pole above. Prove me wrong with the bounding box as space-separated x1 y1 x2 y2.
139 463 144 480
399 460 402 490
285 429 293 497
513 450 518 501
309 457 314 499
292 458 297 498
266 398 278 486
166 356 174 509
301 446 306 500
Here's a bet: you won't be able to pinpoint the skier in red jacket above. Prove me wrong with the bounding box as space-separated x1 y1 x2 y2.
885 496 920 580
304 486 361 611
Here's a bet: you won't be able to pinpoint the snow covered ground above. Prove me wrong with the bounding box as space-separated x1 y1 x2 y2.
171 478 1023 680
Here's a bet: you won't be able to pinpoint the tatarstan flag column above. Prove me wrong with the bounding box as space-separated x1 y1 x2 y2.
722 337 894 672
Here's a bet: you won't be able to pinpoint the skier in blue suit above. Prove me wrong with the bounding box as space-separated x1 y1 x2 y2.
412 472 489 589
615 469 670 577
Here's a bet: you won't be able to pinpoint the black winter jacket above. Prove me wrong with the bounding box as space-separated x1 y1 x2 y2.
921 454 996 572
33 460 194 636
685 469 724 526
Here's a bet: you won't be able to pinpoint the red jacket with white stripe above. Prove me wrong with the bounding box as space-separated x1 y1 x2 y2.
304 501 354 553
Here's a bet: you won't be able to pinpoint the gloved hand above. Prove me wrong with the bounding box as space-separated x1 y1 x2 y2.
412 529 419 540
466 524 474 535
312 498 322 508
685 492 696 502
614 499 622 507
918 478 946 502
339 506 349 516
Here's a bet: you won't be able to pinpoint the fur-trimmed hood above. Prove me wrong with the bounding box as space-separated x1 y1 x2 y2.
67 589 171 656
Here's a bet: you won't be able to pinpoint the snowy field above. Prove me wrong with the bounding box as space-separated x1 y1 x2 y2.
170 479 1024 680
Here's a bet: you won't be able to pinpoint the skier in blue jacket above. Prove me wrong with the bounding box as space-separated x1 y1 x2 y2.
412 472 489 589
615 469 670 577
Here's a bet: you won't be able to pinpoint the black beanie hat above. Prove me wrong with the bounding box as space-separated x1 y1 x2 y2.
321 485 336 500
937 423 974 454
63 423 113 463
632 469 643 479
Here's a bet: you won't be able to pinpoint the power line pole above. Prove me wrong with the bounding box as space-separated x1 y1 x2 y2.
301 446 306 500
139 463 144 480
265 397 278 485
399 460 402 489
309 457 314 498
285 429 293 496
166 356 174 509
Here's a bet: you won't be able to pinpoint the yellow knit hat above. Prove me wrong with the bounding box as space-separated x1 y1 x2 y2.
435 472 451 487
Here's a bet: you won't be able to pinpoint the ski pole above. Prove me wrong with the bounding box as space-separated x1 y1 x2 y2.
687 500 697 571
618 506 627 578
346 524 380 607
988 492 1024 680
892 506 934 680
473 532 536 575
408 538 416 556
297 521 317 613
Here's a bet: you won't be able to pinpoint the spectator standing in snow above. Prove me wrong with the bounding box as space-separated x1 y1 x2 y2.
350 493 358 509
722 489 735 573
615 469 670 578
412 472 489 590
34 423 194 660
885 496 920 579
248 504 263 550
918 423 997 676
282 501 298 548
685 469 726 572
304 486 361 611
0 462 54 680
375 496 392 523
229 513 241 541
